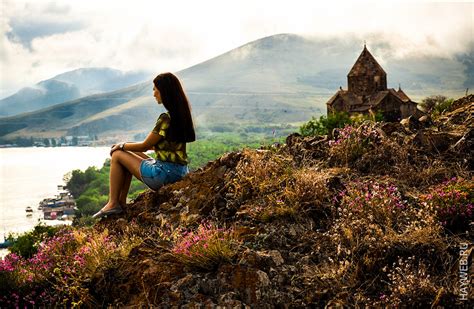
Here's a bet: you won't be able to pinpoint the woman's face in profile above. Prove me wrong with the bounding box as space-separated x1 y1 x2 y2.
153 86 162 104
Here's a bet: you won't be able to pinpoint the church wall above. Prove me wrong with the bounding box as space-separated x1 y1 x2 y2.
328 97 347 114
400 102 419 119
377 96 402 121
348 75 387 96
374 75 387 91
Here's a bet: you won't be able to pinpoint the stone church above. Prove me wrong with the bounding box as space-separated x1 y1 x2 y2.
326 45 421 121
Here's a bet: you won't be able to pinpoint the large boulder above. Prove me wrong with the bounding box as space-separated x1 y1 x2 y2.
412 130 463 153
400 115 423 132
380 122 407 136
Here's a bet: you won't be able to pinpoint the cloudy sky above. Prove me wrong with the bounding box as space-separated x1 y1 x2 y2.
0 0 472 98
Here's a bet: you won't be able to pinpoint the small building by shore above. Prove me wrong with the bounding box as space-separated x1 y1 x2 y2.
39 186 77 220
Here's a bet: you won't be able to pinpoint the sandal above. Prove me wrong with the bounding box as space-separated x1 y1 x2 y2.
92 205 123 219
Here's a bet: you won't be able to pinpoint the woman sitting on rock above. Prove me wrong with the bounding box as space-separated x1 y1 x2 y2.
93 72 195 219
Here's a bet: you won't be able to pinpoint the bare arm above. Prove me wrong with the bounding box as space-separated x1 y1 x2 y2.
132 151 151 159
110 131 162 156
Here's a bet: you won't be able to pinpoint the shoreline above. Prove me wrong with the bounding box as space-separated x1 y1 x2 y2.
1 219 73 259
0 147 111 257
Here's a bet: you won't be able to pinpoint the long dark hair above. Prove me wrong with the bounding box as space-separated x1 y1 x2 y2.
153 72 195 142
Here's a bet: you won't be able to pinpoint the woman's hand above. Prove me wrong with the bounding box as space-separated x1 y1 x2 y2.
110 143 122 156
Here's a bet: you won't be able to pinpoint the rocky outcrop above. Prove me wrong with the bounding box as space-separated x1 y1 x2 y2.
91 95 473 307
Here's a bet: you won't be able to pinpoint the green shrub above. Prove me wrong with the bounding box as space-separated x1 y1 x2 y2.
433 98 454 117
7 224 61 259
300 111 383 137
419 95 454 118
76 195 107 216
66 167 101 198
300 111 350 137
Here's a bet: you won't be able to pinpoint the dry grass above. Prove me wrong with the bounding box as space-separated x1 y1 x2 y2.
3 99 473 306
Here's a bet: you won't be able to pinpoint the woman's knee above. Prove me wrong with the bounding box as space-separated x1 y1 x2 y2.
112 151 143 178
111 150 123 163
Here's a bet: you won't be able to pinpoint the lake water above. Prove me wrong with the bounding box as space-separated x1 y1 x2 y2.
0 146 110 256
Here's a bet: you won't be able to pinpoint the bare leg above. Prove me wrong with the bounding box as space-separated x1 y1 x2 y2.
119 171 132 205
103 155 127 211
118 151 152 204
101 151 144 212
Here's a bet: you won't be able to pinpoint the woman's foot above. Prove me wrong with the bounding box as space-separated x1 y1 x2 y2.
100 202 123 212
92 203 123 219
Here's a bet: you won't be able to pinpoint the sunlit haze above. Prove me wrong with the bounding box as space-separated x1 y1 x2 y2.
1 0 472 98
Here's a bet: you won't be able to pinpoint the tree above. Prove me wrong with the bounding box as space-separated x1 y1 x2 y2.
420 95 447 114
72 136 78 146
299 111 385 138
7 224 59 258
419 95 454 118
300 111 352 137
43 138 50 147
66 167 100 198
51 138 57 147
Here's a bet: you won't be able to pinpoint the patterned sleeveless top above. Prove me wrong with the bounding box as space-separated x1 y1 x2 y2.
152 112 188 165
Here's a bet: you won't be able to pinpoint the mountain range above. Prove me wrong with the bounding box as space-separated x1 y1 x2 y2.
0 33 471 141
0 68 150 116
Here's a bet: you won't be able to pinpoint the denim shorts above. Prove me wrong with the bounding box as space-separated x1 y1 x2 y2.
139 158 189 190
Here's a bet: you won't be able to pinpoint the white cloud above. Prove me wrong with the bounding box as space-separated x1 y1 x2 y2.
0 0 472 98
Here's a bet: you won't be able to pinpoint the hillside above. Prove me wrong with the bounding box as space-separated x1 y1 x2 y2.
1 95 472 307
0 68 150 117
1 33 471 140
0 82 150 139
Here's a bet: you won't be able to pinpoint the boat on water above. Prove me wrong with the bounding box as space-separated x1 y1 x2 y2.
0 237 13 249
39 185 77 220
0 240 12 249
